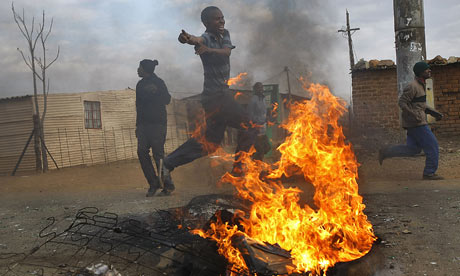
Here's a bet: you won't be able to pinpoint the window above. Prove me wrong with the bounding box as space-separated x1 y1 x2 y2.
84 101 102 129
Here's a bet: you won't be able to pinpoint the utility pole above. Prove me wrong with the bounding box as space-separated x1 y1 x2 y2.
284 66 292 102
338 10 360 70
393 0 426 97
394 0 427 139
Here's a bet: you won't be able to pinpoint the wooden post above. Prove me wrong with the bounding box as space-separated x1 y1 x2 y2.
12 128 35 176
87 129 94 165
121 126 127 160
64 128 71 167
78 128 85 164
112 127 118 161
33 114 42 172
57 128 63 167
102 128 108 163
129 127 134 159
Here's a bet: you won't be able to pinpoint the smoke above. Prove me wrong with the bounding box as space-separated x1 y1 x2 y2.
1 0 345 100
174 0 340 97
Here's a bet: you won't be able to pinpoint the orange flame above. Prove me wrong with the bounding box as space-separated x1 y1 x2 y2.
193 78 376 275
234 91 243 100
227 72 248 86
188 109 220 155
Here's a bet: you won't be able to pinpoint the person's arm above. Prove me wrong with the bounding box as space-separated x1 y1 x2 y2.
398 84 418 117
425 106 443 120
178 29 204 46
156 79 171 105
135 82 141 127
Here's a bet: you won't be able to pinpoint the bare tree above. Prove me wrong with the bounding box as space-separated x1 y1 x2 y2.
12 2 59 172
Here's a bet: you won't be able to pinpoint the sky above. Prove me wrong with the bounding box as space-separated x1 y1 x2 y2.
1 0 459 102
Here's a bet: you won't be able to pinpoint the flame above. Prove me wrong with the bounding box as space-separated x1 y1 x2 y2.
188 109 220 154
193 78 376 275
234 91 243 100
227 72 248 86
192 212 248 275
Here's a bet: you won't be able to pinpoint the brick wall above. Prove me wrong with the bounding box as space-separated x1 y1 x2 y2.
431 63 460 135
352 62 460 136
352 68 400 134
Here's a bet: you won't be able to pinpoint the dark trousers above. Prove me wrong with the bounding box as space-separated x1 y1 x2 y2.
382 125 439 175
137 123 169 189
165 92 255 170
253 134 271 161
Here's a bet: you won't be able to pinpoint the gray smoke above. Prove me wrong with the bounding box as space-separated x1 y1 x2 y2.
1 0 345 99
175 0 340 97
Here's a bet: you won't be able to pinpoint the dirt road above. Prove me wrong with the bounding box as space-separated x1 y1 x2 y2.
0 139 459 275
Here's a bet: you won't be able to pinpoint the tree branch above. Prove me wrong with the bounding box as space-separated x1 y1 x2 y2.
46 46 60 69
17 48 33 71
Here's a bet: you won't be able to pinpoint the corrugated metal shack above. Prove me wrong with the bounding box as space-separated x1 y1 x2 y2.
0 89 189 175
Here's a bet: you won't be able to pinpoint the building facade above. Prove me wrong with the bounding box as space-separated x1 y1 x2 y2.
352 58 460 137
0 90 189 175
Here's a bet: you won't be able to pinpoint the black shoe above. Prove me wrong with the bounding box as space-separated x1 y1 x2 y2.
157 189 173 196
422 174 444 180
162 166 175 191
378 148 385 166
146 186 159 197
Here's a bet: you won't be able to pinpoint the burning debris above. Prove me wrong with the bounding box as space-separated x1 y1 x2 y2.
1 79 378 275
191 80 377 275
0 193 381 276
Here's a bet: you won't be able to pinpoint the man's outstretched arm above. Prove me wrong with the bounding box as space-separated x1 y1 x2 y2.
178 29 204 45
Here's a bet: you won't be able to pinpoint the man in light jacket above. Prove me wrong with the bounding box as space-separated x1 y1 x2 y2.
379 61 444 180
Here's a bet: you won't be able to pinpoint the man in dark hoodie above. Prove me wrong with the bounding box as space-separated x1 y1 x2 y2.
160 6 254 193
135 59 174 196
379 61 444 180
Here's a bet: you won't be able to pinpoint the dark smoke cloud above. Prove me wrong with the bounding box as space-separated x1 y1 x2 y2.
176 0 340 97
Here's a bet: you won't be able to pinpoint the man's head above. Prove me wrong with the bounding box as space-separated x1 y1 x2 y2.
201 6 225 35
413 61 431 79
138 59 158 77
253 82 264 95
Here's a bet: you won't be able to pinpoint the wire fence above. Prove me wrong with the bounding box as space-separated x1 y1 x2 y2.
41 125 190 170
41 125 239 171
2 122 240 175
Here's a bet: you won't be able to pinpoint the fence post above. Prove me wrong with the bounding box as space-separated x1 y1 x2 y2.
64 128 72 167
78 128 85 165
12 129 35 176
121 126 127 160
129 127 135 159
87 129 94 165
112 127 118 161
102 128 108 164
57 128 64 168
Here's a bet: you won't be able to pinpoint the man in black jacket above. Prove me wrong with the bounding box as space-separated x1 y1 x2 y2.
135 59 174 196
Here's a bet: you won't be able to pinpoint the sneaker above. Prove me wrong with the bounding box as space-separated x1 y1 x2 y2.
422 174 444 180
378 148 385 166
146 186 159 197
